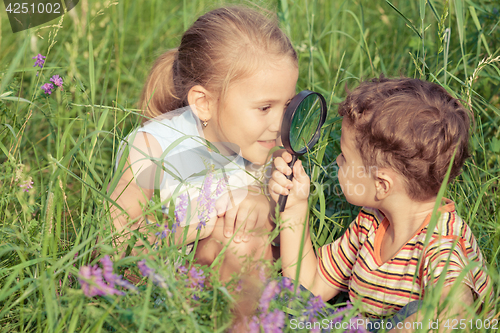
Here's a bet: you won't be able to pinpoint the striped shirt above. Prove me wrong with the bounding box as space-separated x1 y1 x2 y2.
317 199 493 317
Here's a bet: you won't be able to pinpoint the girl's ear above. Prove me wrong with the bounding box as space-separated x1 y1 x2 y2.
187 85 215 121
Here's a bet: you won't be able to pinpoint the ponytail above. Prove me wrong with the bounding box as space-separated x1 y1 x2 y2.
139 49 181 122
139 6 297 123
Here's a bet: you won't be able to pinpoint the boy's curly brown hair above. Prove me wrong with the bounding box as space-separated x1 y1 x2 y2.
338 76 473 201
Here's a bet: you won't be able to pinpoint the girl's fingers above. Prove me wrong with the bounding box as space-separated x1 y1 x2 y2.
234 208 249 243
294 160 308 183
223 208 237 238
274 157 292 176
282 151 293 163
271 169 293 190
269 178 290 197
242 214 257 242
215 197 228 217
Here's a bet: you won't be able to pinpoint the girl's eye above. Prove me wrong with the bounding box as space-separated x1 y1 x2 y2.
259 105 271 112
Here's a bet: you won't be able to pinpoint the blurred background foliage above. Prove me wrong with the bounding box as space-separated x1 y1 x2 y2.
0 0 499 331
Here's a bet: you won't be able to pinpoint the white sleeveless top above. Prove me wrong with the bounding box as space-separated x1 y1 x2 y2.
115 107 270 227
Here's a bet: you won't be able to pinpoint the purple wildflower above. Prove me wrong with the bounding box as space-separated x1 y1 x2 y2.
178 265 205 299
173 193 188 232
177 265 187 275
329 302 367 332
41 83 54 95
100 255 138 292
78 256 138 297
19 179 34 192
260 309 285 333
197 171 215 229
259 280 280 313
79 265 123 297
277 276 294 293
257 263 267 283
215 176 227 196
248 317 260 333
330 301 354 325
187 266 205 290
138 260 168 289
304 295 326 320
50 74 63 87
138 260 154 276
32 54 46 68
155 223 170 239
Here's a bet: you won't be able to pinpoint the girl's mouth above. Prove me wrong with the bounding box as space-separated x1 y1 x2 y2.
257 140 276 149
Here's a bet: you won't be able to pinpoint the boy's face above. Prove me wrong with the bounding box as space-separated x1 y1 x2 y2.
336 119 378 206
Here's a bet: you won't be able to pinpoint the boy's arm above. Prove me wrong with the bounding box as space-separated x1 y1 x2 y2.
279 202 341 300
389 284 474 333
270 152 341 301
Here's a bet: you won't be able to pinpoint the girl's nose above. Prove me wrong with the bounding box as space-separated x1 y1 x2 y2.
268 109 283 133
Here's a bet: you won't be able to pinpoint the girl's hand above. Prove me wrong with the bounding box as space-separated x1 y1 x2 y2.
215 186 271 243
268 151 310 209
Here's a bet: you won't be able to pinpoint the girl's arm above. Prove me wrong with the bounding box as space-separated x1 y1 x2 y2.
269 152 340 301
109 132 217 254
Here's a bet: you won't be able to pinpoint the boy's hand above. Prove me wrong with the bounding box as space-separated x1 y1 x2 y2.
215 187 271 243
269 151 310 209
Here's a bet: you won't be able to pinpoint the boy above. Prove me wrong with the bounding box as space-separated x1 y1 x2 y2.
269 76 493 331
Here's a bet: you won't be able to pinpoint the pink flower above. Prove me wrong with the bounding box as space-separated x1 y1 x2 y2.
138 260 168 289
259 280 280 313
100 255 137 292
197 171 215 229
41 83 54 95
78 265 122 297
50 75 63 87
173 193 188 233
78 256 137 297
19 179 34 192
32 54 46 68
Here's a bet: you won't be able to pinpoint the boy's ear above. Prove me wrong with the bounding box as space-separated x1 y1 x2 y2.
374 168 394 200
187 85 215 121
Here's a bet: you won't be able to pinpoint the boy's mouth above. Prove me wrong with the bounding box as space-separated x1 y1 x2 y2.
257 140 276 149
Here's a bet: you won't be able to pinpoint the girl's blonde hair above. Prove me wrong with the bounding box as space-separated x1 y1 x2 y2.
139 6 297 121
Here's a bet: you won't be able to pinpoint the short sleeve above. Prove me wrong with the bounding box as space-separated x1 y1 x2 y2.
317 217 361 291
421 237 475 292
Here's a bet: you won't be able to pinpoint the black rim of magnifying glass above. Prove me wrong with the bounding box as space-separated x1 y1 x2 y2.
281 90 327 156
277 90 327 212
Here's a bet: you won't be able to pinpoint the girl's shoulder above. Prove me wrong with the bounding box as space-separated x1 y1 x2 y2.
137 108 200 148
136 107 204 154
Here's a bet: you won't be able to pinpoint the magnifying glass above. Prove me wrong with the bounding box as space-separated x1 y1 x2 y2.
277 90 327 212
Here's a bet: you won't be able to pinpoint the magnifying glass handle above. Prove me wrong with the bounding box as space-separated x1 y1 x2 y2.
277 154 297 212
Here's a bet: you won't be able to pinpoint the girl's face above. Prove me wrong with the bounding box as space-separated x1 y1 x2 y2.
205 58 299 165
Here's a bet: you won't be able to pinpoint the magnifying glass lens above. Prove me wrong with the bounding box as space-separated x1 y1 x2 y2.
290 95 323 153
277 90 327 212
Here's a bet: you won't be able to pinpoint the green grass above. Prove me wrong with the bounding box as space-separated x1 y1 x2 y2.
0 0 499 332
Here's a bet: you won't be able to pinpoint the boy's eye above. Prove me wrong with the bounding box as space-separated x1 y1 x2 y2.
259 105 271 112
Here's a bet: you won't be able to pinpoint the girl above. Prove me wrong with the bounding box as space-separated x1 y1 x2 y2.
109 6 298 280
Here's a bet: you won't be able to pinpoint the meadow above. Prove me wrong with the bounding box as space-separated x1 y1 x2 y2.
0 0 499 332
